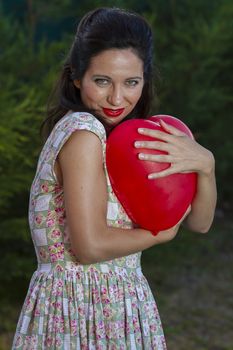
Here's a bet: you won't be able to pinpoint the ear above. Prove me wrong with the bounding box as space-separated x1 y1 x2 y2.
74 79 81 89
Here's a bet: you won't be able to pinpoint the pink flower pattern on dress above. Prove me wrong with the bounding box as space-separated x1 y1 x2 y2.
48 228 62 242
12 112 166 350
48 242 64 262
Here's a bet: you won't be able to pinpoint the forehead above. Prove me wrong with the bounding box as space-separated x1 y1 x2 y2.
87 48 144 76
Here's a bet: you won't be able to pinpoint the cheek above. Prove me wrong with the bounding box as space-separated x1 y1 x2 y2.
81 83 104 105
129 88 143 104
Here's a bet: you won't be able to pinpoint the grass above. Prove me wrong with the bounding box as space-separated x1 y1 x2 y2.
0 218 232 349
142 217 233 349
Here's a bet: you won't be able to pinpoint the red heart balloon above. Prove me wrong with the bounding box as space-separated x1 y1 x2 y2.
106 116 197 233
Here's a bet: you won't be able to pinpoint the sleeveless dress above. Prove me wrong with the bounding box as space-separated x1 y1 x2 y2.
12 112 167 350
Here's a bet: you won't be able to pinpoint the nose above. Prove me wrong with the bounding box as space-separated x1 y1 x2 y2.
107 85 123 107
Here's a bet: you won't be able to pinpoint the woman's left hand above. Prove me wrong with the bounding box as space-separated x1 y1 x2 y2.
134 119 215 179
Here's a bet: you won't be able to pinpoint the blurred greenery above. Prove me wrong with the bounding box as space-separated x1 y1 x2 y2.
143 219 233 349
0 0 232 349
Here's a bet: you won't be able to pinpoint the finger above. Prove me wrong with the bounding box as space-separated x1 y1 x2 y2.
134 140 169 151
148 166 180 179
147 165 196 176
159 119 187 137
178 205 191 224
138 153 196 172
179 205 192 225
138 127 172 142
185 205 192 216
138 153 171 162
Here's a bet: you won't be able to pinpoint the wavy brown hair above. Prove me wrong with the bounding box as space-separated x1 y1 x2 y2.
41 7 155 140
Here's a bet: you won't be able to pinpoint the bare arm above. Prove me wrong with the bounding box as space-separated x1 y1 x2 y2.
135 120 217 233
57 130 182 264
183 166 216 232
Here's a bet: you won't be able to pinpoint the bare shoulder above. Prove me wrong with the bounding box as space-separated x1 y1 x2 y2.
55 129 103 186
59 129 103 161
58 128 103 174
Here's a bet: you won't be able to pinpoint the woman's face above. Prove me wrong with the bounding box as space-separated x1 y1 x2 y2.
74 48 144 127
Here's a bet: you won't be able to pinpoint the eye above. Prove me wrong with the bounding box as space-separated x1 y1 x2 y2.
94 78 110 86
125 79 140 87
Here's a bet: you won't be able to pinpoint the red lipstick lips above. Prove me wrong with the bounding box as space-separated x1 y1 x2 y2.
103 108 125 117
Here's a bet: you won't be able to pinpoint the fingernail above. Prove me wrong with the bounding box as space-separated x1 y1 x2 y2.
148 174 157 179
134 142 141 148
159 119 167 126
138 153 145 159
138 128 144 133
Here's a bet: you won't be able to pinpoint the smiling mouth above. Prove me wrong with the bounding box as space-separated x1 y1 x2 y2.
102 108 125 117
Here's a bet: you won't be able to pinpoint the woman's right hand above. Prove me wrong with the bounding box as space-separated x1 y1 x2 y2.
154 205 191 243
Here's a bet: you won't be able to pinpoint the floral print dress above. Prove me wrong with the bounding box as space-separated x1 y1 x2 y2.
12 112 167 350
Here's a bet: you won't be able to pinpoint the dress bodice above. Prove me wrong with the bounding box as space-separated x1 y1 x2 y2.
28 112 141 274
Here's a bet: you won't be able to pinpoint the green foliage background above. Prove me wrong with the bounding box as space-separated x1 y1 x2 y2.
0 0 232 348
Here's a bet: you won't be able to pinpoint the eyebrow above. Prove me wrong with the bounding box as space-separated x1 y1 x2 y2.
92 75 143 80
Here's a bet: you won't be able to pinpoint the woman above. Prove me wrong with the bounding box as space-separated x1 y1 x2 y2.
12 7 216 350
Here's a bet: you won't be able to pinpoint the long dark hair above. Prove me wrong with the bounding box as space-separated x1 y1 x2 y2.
41 7 154 140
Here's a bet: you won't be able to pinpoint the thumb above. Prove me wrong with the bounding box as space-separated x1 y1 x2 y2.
179 205 191 223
